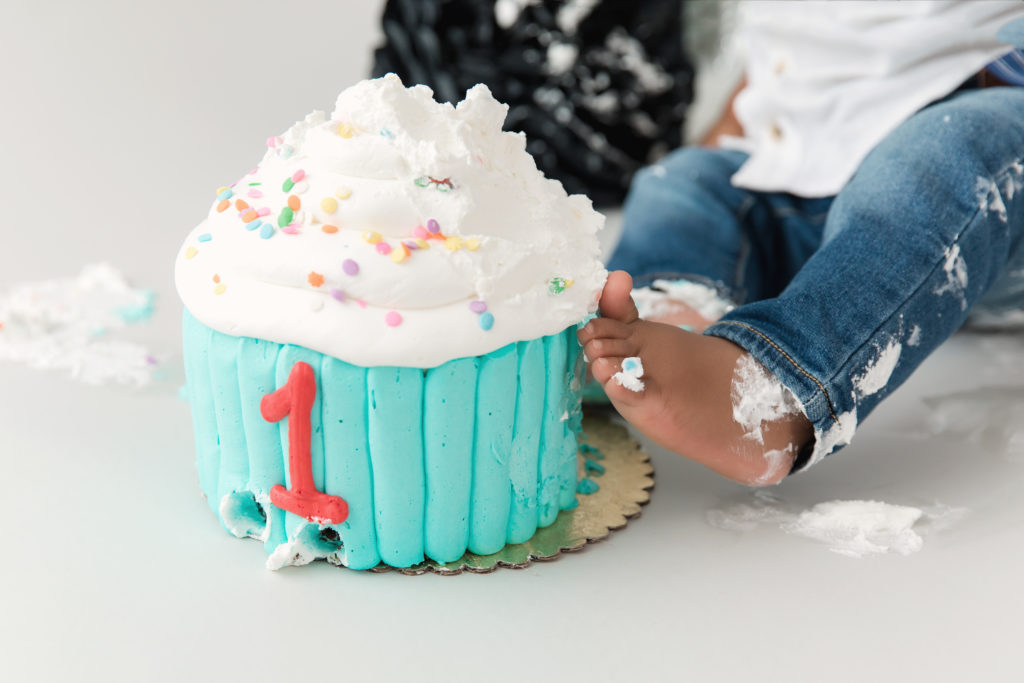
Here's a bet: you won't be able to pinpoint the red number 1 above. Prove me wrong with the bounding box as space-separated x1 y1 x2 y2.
262 361 349 525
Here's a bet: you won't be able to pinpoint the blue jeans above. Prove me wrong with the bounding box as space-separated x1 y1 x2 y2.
608 87 1024 471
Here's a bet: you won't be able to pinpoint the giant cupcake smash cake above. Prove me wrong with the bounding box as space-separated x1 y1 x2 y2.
175 74 607 570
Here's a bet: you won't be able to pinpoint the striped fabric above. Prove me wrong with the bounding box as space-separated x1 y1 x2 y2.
988 49 1024 86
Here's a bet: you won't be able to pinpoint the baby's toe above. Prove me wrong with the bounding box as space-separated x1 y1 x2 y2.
584 337 636 362
578 317 632 345
590 356 623 386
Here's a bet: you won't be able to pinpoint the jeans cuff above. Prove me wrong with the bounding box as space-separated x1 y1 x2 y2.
703 319 856 474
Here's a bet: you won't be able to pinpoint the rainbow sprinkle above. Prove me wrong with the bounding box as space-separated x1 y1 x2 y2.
342 259 359 276
198 233 212 242
384 311 402 327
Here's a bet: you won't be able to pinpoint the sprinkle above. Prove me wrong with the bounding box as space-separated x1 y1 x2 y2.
216 199 230 212
412 225 429 239
308 271 324 288
293 181 309 194
330 288 346 302
414 239 430 249
247 189 263 198
357 299 367 308
469 301 487 313
241 209 258 222
363 230 382 244
217 189 233 200
291 169 305 183
260 224 275 239
342 258 359 276
281 225 300 235
277 207 294 226
213 274 221 283
337 123 355 138
267 136 283 148
185 246 198 259
390 244 409 263
445 236 463 251
248 182 262 186
283 177 295 191
465 237 481 251
277 145 294 159
287 195 301 211
414 176 430 187
426 218 440 234
376 242 392 255
320 197 338 213
234 199 248 211
216 186 230 195
245 219 262 231
322 224 339 234
384 311 402 327
380 128 394 139
403 240 420 250
335 186 351 199
479 312 494 331
549 277 568 294
214 284 227 295
198 233 212 242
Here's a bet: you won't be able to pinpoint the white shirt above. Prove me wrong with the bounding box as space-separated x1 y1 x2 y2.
723 0 1024 197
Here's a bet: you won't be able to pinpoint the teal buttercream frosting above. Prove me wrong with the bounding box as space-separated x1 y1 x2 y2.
576 477 600 495
182 310 584 570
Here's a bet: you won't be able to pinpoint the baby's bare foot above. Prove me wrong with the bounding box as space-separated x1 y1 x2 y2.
579 271 812 486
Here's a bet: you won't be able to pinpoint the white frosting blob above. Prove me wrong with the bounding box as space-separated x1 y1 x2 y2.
175 75 607 367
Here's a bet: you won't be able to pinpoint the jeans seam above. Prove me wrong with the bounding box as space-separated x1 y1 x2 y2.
712 320 841 425
731 196 756 302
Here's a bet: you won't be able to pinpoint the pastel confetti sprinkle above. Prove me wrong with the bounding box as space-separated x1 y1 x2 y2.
185 247 198 259
257 207 271 217
322 224 339 234
248 182 262 186
260 224 275 239
291 169 305 183
426 218 440 233
267 136 283 148
216 186 230 195
214 284 227 295
337 123 355 138
390 244 409 263
281 225 300 235
363 230 382 244
217 189 233 200
277 207 294 226
308 272 324 288
213 274 221 284
330 288 346 302
469 301 487 313
216 200 230 213
320 197 338 213
241 209 258 222
342 259 359 276
403 240 419 250
549 277 568 294
198 233 212 242
376 242 392 255
466 237 481 251
287 195 301 211
335 186 352 199
282 178 295 192
235 199 249 211
245 219 262 231
479 312 495 331
414 238 430 249
384 311 402 327
293 181 309 194
247 189 263 198
412 225 429 239
277 145 294 159
357 299 367 308
380 128 394 138
414 176 429 187
445 236 463 251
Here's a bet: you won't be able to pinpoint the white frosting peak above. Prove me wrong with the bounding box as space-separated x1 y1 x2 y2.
176 75 606 367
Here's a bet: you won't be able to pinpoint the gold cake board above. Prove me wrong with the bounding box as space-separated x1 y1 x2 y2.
369 409 654 575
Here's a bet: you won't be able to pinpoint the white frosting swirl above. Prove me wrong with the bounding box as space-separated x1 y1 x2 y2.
175 75 607 368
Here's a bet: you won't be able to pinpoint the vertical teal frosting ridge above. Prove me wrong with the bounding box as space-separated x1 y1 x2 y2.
182 309 584 570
